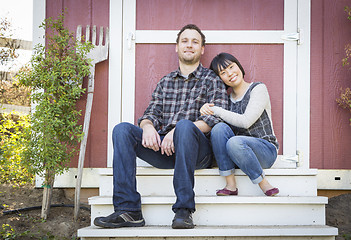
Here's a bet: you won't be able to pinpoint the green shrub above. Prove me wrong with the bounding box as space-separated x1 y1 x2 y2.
0 112 33 185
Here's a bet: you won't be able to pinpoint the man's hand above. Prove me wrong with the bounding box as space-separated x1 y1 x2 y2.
200 103 214 116
140 120 161 152
161 129 175 156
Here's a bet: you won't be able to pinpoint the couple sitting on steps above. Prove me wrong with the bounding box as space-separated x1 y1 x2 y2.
94 24 279 229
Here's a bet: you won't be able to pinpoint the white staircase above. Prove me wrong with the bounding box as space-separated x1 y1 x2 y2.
78 159 338 239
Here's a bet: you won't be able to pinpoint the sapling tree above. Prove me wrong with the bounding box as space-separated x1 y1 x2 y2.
18 13 93 219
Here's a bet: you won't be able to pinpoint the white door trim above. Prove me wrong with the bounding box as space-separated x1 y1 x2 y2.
296 0 311 169
108 0 311 169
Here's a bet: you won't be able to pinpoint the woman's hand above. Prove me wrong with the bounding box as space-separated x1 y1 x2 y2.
200 103 215 116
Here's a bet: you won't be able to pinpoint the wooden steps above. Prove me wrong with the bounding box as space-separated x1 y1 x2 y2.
78 225 337 240
77 166 338 239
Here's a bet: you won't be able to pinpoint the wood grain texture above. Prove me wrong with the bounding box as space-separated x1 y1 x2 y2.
310 0 351 169
136 0 284 31
135 44 284 155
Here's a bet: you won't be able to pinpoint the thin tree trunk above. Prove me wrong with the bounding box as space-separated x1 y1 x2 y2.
41 170 55 219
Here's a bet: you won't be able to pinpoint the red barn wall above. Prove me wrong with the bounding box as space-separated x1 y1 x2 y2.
44 0 351 169
310 0 351 169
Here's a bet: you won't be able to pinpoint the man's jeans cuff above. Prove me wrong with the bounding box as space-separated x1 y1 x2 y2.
219 169 235 177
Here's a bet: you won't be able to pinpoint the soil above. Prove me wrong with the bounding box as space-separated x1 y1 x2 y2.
0 184 90 239
326 193 351 240
0 183 350 239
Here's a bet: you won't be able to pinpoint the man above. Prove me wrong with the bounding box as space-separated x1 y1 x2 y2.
94 24 228 229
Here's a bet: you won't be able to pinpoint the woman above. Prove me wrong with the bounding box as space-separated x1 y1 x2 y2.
200 52 279 196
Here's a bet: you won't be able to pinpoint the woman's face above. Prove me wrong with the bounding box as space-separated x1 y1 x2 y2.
218 62 244 88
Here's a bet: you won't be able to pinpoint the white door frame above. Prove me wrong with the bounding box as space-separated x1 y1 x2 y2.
108 0 311 169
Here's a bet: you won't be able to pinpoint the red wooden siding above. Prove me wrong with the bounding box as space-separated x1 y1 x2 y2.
310 0 351 169
46 0 109 168
44 0 351 169
135 44 284 155
136 0 284 30
135 0 284 154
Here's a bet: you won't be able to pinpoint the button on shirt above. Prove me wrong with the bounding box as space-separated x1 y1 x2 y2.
138 64 228 135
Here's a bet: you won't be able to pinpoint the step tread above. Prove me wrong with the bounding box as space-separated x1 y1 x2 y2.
89 195 328 205
78 225 338 237
99 167 317 176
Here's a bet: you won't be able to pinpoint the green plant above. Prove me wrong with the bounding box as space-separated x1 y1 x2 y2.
17 12 93 219
0 224 30 240
0 112 33 185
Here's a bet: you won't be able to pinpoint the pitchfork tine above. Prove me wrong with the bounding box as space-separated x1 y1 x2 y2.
86 25 90 43
76 25 82 42
99 27 103 46
105 27 109 46
92 25 97 45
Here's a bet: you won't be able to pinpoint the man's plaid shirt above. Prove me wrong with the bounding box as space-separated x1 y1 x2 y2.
138 64 228 135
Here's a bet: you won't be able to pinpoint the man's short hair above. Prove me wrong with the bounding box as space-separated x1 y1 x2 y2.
176 24 206 46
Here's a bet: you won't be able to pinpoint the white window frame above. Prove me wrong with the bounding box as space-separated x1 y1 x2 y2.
108 0 311 169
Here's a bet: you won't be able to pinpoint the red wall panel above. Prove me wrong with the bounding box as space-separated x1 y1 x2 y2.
310 0 351 169
135 44 284 155
45 0 351 169
46 0 109 168
136 0 284 30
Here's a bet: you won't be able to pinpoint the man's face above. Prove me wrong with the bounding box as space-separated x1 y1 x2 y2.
176 29 204 65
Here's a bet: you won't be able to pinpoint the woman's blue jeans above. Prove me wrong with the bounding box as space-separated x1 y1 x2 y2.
112 119 213 213
211 122 277 184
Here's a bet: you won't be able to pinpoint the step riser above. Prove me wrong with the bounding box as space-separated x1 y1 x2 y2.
78 225 338 240
81 237 335 240
90 203 325 226
99 175 317 197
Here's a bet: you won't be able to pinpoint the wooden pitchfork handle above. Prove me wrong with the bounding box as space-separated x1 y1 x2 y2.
74 25 109 221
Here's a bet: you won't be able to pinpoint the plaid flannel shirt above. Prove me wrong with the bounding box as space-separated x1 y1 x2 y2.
138 64 228 135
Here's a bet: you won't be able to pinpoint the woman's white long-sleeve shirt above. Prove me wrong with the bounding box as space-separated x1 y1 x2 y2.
210 82 279 150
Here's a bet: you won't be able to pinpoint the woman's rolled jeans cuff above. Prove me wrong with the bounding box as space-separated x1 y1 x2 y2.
251 173 265 184
218 169 235 177
218 169 265 184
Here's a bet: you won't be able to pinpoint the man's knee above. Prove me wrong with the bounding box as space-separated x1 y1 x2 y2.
174 119 196 135
113 122 134 140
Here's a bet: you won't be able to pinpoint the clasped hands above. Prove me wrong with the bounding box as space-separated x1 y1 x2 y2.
142 124 175 156
141 103 214 156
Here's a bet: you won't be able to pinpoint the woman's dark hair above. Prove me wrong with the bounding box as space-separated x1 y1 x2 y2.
210 52 245 77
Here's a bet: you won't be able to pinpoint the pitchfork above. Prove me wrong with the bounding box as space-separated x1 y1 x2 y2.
74 25 109 220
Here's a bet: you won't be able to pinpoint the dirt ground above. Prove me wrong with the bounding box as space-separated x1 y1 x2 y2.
0 184 90 239
0 183 350 240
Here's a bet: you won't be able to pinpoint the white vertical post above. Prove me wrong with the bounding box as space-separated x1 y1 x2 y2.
32 0 45 48
296 0 311 169
31 0 46 113
108 0 123 167
121 0 136 123
282 0 298 162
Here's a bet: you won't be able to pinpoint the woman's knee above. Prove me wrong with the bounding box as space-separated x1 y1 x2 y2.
226 136 247 152
211 122 231 139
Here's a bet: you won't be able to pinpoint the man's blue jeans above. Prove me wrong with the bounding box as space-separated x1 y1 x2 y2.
112 119 213 213
211 122 277 184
